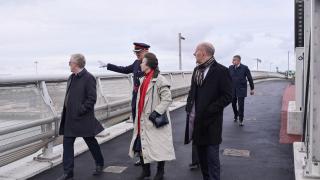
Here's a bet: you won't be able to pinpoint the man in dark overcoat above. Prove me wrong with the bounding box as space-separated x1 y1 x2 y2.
57 54 104 180
228 55 254 126
185 42 232 180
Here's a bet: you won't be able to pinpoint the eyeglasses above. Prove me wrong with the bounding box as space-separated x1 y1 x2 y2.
69 61 76 65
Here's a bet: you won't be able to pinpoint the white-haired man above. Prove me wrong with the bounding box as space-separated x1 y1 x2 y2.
57 54 105 180
184 43 232 180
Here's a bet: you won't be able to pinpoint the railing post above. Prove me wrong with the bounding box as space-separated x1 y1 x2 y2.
127 75 134 122
34 81 61 161
169 73 173 85
181 72 186 85
97 77 108 104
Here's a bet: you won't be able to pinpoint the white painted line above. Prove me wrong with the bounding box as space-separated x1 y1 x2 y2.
223 148 250 158
103 166 127 174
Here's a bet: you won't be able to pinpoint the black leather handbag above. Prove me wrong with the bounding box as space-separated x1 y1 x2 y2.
149 86 169 128
152 112 169 128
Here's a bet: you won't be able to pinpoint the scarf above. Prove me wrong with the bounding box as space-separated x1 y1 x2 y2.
194 56 215 86
137 69 154 135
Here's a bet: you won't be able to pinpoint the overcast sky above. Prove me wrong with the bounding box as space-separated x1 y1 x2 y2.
0 0 295 75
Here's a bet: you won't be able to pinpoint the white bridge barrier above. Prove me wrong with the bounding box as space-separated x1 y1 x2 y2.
0 70 285 168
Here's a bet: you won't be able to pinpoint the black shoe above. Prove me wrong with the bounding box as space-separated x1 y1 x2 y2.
136 164 151 180
56 174 73 180
239 122 244 126
189 163 199 170
154 161 165 180
92 165 104 176
135 159 142 166
153 172 164 180
234 117 238 122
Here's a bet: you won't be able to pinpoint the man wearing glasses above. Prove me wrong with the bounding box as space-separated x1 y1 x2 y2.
100 42 150 166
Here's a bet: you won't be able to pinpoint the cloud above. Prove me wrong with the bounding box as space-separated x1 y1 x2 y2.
0 0 295 75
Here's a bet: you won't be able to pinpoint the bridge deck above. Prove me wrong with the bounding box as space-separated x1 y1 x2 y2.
31 80 294 180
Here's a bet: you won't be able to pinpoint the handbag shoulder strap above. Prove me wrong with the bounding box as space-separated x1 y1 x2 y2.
151 83 155 112
151 82 158 112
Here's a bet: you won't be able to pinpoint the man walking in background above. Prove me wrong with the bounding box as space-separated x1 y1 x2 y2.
228 55 254 126
185 42 232 180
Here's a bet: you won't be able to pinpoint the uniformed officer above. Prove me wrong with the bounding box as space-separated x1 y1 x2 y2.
100 42 150 166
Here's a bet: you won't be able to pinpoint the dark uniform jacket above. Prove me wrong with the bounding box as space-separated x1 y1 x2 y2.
107 60 144 119
107 60 143 93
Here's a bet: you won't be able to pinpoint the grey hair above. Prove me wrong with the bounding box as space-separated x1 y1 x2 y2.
71 53 86 68
199 42 215 56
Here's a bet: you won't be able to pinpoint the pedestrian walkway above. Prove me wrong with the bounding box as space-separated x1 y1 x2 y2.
31 80 294 180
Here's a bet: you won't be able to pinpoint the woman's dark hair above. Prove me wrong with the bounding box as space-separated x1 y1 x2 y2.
144 52 160 78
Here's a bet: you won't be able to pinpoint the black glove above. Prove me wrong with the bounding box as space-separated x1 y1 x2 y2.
149 111 161 123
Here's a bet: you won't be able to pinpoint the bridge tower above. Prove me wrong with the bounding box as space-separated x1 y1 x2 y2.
294 0 320 179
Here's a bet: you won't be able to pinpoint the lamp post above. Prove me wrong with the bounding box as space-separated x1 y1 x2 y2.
255 58 262 70
269 62 273 72
178 33 185 70
287 51 290 77
34 61 38 75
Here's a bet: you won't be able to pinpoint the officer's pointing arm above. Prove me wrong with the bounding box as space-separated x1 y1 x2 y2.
107 62 134 74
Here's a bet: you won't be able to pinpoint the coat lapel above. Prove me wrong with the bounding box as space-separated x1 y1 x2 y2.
146 79 156 94
144 78 157 109
65 75 73 96
136 77 157 112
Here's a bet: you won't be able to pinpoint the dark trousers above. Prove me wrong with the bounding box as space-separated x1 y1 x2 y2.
232 97 245 121
131 91 138 122
192 143 199 164
197 144 220 180
63 136 104 175
139 156 165 172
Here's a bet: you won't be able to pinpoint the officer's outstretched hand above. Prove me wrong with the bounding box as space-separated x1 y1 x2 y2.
98 61 108 68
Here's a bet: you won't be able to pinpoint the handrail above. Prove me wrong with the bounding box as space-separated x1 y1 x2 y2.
0 70 285 167
0 131 55 153
0 71 193 84
0 117 55 136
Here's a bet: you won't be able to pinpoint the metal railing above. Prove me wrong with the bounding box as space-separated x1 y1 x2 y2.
0 70 285 167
